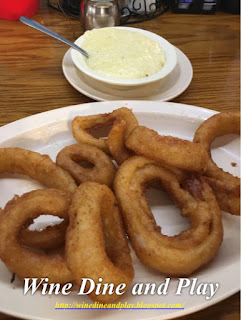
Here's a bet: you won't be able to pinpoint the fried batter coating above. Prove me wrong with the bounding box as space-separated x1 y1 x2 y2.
0 189 73 283
194 110 240 215
0 148 77 193
72 107 138 164
20 219 68 251
114 156 223 276
0 147 77 250
56 143 116 187
66 181 134 303
108 117 135 164
125 126 208 172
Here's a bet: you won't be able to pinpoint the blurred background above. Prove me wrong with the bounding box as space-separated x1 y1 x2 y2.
47 0 240 25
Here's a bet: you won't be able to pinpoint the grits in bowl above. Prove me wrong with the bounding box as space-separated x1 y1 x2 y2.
71 27 177 98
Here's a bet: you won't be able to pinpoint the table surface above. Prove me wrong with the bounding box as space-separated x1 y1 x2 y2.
0 0 240 319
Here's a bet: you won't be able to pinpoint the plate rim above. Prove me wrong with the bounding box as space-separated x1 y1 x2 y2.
0 101 216 143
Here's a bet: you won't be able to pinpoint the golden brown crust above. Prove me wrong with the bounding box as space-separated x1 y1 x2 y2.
72 107 138 163
56 143 116 187
20 219 68 251
194 111 240 215
114 156 223 276
0 189 73 283
108 117 134 165
66 181 134 303
0 148 77 193
125 126 208 173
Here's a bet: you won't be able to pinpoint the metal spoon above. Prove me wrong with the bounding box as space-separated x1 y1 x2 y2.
20 16 89 58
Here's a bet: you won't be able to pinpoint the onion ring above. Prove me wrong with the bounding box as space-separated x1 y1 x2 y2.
114 156 223 276
20 219 68 251
0 189 73 283
66 181 134 303
193 110 240 215
1 198 67 251
125 126 208 173
72 107 138 162
0 148 77 193
56 143 116 187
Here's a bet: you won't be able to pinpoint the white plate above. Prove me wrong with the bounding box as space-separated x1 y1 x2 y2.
0 101 239 320
62 47 193 101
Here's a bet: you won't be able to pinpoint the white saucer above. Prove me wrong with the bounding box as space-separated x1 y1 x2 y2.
62 46 193 101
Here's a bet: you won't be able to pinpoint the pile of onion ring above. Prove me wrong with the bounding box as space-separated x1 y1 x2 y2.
0 145 134 301
0 107 239 304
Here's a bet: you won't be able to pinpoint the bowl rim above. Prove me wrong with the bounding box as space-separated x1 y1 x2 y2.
71 26 177 86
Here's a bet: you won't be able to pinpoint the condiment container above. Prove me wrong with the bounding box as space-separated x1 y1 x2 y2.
80 0 120 30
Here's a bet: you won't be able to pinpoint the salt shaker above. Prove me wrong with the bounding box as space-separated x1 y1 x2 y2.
81 0 120 31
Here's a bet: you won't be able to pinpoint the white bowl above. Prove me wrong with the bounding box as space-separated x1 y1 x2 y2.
71 27 177 98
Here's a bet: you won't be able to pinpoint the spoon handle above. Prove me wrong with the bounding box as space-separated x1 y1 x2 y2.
20 16 88 58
